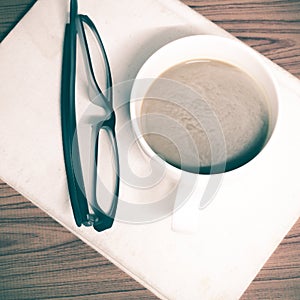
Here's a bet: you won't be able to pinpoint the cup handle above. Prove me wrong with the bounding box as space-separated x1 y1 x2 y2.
171 174 212 233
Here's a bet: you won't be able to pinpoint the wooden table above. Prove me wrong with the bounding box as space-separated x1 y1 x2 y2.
0 1 299 299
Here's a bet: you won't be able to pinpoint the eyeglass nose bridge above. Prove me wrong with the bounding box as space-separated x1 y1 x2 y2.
88 85 111 109
81 96 112 127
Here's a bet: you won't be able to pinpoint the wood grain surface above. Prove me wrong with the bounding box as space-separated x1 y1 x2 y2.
0 0 299 299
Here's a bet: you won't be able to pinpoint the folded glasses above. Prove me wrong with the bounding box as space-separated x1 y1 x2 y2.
60 0 120 232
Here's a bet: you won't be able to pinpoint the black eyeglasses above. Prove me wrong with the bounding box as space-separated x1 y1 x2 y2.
60 0 120 232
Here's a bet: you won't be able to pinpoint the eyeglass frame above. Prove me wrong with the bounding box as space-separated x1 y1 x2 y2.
60 0 120 232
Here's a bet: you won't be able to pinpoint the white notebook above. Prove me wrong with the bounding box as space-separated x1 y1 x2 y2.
0 0 300 299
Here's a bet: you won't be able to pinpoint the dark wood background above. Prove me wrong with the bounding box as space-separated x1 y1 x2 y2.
0 0 299 299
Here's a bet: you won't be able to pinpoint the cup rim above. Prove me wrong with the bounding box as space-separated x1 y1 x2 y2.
130 34 279 175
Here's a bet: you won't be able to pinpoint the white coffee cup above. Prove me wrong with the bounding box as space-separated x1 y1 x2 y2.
130 35 278 232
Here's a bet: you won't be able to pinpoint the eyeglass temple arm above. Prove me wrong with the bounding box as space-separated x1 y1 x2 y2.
61 21 90 227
